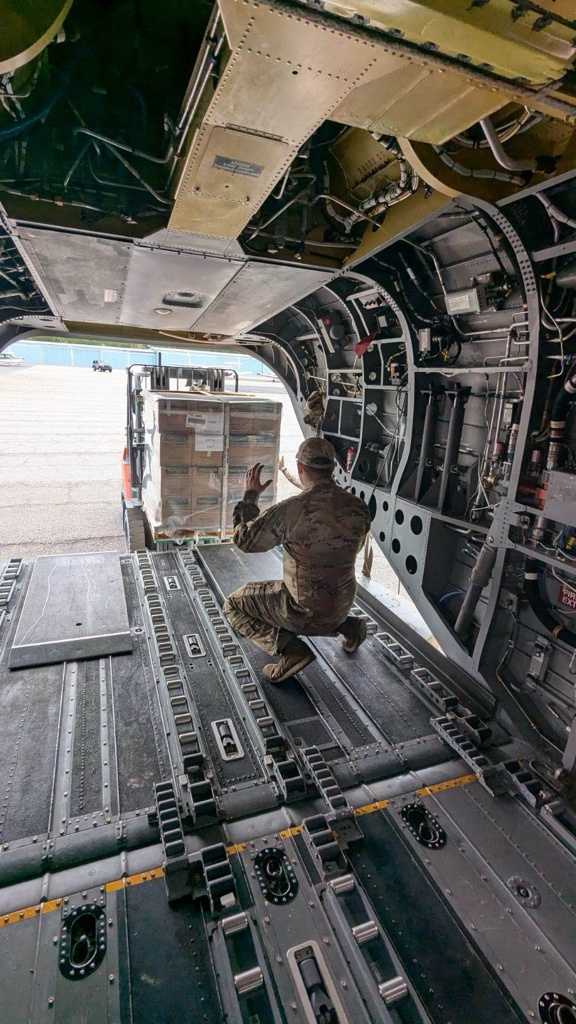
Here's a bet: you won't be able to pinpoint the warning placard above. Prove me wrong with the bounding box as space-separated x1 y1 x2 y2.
557 582 576 610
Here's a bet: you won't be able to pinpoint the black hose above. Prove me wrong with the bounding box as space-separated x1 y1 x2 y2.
454 543 497 641
524 561 576 647
551 370 576 426
548 369 576 469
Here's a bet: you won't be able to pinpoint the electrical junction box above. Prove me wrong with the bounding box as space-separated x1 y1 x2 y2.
543 470 576 528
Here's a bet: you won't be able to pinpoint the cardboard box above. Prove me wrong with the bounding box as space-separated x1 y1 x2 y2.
229 403 282 436
140 389 281 536
227 463 276 502
143 487 223 534
142 455 192 497
189 432 225 468
228 433 279 466
142 392 194 432
148 432 194 467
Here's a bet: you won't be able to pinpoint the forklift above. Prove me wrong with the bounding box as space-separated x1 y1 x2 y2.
120 362 239 552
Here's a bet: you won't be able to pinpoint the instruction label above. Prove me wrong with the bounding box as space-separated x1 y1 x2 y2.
213 155 264 177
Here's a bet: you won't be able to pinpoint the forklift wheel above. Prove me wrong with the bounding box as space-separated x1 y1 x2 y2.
123 505 146 552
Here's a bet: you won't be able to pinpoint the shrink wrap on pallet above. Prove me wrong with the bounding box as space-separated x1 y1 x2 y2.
141 390 281 538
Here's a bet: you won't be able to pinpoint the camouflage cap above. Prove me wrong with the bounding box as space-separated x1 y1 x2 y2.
296 436 335 469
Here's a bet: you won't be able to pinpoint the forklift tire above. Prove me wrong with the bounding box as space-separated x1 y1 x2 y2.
123 505 146 552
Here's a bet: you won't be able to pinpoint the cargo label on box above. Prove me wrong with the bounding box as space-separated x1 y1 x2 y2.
163 432 190 445
186 410 225 434
194 434 224 452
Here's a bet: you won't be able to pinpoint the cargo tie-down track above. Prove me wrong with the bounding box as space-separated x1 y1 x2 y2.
0 545 574 1024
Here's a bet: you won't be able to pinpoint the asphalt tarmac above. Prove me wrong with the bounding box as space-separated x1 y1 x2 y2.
0 362 413 613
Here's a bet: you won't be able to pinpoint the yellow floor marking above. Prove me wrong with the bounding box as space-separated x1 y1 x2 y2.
226 843 247 856
1 775 477 930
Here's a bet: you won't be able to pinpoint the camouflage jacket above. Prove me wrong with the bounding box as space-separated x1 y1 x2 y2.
232 480 371 625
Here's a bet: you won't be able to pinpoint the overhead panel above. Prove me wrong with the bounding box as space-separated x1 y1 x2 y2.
143 228 245 259
120 245 243 331
17 228 130 325
314 0 576 85
330 58 507 146
170 0 384 238
193 260 331 335
172 0 576 242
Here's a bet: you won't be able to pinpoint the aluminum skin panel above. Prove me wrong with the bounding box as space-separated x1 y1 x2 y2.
193 260 330 334
18 227 130 325
119 245 243 331
304 0 576 85
9 552 132 669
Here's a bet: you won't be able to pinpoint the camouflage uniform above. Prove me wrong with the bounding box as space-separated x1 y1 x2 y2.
223 479 371 655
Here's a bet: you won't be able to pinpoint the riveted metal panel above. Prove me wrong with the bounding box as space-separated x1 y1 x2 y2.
331 59 507 145
212 0 383 144
316 0 576 84
193 260 331 335
17 228 130 325
170 0 383 238
120 244 243 330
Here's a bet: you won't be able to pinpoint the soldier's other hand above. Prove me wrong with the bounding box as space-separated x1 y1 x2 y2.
279 455 286 472
245 462 272 497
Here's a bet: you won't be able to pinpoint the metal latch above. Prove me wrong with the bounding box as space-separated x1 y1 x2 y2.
527 636 551 688
211 718 244 761
184 633 205 658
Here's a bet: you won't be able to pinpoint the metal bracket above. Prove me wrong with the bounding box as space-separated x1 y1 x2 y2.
431 716 504 794
527 637 551 689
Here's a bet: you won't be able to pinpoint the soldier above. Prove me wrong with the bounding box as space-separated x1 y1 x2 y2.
223 437 371 683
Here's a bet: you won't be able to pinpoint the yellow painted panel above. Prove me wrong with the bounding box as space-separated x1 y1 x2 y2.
171 125 290 235
318 0 575 83
0 0 74 75
347 187 452 263
332 60 507 145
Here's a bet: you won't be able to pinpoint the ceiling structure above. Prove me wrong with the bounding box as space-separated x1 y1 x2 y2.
1 0 576 781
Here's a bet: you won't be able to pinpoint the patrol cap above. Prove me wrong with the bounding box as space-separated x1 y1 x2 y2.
296 437 335 469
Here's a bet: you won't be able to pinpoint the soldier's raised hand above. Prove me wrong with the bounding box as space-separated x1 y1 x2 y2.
245 462 272 497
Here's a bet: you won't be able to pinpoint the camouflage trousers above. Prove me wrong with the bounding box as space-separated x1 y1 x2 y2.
223 580 347 656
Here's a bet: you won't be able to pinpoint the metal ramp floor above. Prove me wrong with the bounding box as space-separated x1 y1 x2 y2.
0 545 574 1024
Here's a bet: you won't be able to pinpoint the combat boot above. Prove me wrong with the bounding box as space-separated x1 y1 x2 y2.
340 615 368 653
263 638 316 684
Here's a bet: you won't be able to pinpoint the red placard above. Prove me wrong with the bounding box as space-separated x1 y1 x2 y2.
557 582 576 610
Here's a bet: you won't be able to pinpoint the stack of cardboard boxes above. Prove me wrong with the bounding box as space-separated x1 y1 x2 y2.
141 390 282 539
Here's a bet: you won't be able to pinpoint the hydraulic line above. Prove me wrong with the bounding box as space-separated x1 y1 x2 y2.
453 108 541 147
438 386 470 514
433 145 525 186
454 543 497 641
547 366 576 470
479 117 537 173
538 192 576 231
414 386 442 501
